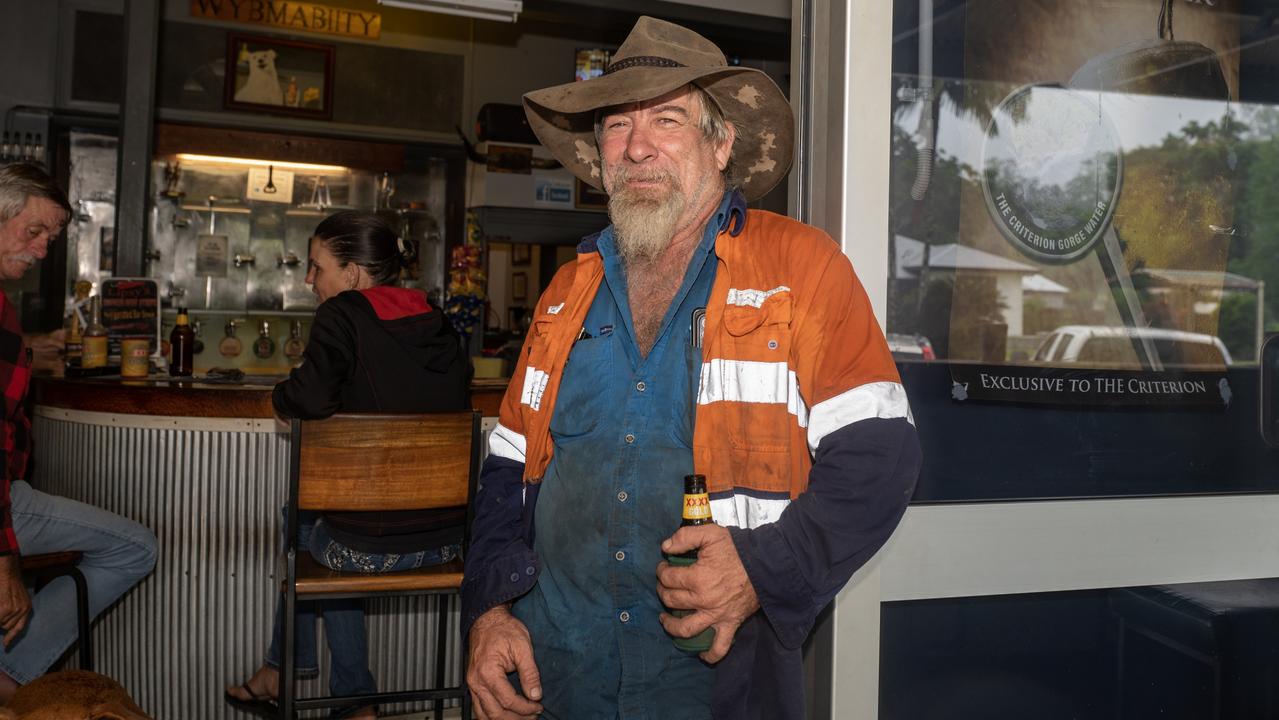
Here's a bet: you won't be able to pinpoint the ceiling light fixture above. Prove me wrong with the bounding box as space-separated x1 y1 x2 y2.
377 0 521 23
174 154 349 173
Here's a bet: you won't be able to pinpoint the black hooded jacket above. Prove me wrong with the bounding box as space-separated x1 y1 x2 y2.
273 286 472 553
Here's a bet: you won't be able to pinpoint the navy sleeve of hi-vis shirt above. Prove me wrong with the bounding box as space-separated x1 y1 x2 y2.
461 455 541 642
729 416 920 649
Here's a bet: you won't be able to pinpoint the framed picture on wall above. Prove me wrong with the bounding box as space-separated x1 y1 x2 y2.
512 272 528 302
512 244 531 266
576 178 609 210
225 33 334 119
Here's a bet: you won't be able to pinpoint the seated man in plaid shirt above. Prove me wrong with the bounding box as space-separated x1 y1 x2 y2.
0 163 156 701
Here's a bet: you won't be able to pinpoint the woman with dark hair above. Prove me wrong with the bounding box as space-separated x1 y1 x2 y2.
227 210 470 719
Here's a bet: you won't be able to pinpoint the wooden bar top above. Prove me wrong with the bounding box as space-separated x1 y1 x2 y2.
34 375 510 419
34 375 277 418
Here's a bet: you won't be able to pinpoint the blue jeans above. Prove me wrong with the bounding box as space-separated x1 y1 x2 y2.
0 481 157 684
265 509 459 701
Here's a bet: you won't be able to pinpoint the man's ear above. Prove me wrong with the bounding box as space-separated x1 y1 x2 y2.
716 121 737 172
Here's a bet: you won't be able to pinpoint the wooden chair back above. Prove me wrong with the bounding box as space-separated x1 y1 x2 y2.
291 411 480 513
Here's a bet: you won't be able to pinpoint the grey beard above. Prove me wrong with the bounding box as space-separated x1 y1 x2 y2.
608 187 686 263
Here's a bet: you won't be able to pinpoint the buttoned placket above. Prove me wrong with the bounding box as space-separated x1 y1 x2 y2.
608 232 720 719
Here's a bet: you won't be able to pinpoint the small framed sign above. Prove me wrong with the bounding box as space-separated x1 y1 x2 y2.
226 33 335 119
99 278 161 358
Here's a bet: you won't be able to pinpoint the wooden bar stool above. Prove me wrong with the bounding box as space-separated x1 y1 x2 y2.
280 412 479 720
19 551 91 670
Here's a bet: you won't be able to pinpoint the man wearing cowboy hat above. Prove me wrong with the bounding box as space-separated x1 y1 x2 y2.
461 16 920 720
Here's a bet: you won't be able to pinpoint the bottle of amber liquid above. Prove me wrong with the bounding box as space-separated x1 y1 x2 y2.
169 308 194 377
665 473 716 652
79 296 109 375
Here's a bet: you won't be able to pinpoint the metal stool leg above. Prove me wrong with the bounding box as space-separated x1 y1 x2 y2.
28 562 93 672
281 555 297 720
68 567 92 671
434 595 448 719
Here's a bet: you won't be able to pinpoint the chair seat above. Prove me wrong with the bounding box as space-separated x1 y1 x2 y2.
20 551 84 573
294 553 464 596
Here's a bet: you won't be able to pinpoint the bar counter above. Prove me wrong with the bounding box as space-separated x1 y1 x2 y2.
30 375 507 718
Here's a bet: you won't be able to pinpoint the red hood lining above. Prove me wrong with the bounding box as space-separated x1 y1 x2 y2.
359 286 432 321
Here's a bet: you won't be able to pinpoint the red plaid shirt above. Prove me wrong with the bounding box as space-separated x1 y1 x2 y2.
0 291 30 555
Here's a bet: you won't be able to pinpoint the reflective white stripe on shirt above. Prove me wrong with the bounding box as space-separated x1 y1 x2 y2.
807 381 914 454
697 358 809 427
710 494 790 530
520 366 550 412
488 421 527 463
726 285 791 308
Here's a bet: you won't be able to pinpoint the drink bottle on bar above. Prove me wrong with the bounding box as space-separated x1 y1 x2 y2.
79 296 108 373
666 473 715 652
169 308 194 377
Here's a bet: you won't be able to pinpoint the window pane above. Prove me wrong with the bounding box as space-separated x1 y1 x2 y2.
886 0 1277 370
890 0 1279 502
882 579 1279 719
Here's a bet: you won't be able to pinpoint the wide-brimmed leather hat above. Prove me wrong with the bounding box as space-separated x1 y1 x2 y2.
523 16 794 202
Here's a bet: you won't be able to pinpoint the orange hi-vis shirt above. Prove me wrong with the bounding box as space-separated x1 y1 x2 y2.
487 207 912 529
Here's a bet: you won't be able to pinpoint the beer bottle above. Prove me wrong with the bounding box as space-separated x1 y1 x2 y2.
169 308 194 377
80 296 109 373
666 473 715 652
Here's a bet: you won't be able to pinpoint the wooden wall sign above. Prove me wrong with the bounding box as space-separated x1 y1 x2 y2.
190 0 381 40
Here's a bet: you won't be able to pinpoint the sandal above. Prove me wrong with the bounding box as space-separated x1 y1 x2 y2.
224 682 279 718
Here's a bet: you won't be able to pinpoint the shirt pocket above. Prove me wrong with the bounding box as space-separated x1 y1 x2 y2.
548 333 615 442
722 293 793 359
712 294 796 452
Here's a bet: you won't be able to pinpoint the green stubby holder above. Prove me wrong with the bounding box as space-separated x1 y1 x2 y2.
665 550 716 652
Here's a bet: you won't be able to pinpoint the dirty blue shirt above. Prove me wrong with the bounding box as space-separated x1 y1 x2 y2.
511 193 742 720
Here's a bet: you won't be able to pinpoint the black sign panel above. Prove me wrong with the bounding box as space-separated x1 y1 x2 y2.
100 278 160 354
950 364 1230 409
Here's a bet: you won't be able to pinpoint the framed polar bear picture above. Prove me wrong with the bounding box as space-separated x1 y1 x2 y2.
225 33 334 119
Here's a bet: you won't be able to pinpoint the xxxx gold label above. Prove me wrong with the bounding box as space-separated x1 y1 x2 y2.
81 336 108 369
682 493 712 522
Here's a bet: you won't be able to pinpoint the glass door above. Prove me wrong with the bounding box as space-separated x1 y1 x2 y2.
821 1 1279 718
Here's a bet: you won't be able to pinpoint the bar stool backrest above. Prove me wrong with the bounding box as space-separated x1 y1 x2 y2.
292 411 479 513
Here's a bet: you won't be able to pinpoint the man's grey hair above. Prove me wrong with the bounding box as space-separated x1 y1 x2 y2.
594 84 738 187
0 163 72 224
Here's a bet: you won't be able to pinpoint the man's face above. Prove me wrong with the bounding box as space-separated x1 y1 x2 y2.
0 196 66 281
598 86 734 259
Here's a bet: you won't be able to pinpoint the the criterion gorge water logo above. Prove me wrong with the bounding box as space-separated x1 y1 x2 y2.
980 84 1122 264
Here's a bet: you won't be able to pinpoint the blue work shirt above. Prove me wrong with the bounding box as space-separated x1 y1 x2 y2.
510 193 740 720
